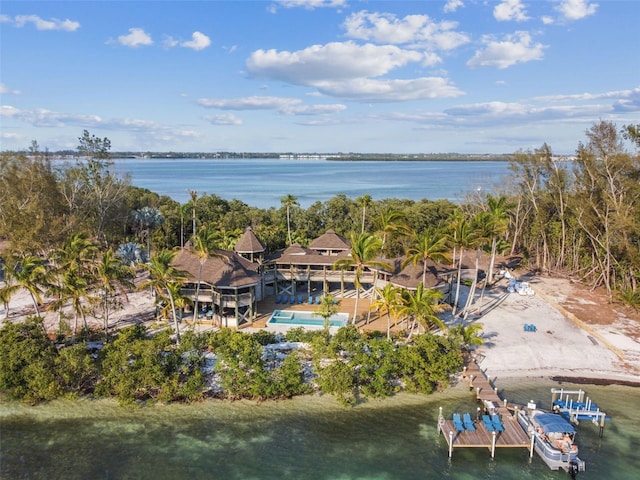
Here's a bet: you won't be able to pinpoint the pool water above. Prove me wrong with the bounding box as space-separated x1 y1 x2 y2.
267 310 349 327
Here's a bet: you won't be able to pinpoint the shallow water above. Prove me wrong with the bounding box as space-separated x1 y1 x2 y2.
1 379 638 479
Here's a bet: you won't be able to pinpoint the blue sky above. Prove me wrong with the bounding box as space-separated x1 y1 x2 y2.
1 0 638 154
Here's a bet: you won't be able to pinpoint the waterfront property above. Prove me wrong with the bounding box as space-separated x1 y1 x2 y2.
173 227 484 329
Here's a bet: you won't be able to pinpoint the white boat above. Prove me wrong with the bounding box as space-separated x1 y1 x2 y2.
517 404 585 476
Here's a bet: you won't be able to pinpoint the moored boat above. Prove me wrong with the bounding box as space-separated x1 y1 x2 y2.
517 402 585 477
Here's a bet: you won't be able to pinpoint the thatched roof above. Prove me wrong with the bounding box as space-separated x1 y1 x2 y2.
173 248 260 288
389 257 450 290
234 227 265 254
265 243 350 267
308 229 350 252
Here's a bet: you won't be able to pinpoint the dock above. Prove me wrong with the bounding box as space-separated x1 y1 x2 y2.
438 360 534 459
551 387 608 437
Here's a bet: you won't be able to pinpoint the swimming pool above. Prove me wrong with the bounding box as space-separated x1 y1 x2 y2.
267 310 349 328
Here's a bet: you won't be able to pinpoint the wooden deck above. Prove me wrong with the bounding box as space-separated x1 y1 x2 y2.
438 360 533 458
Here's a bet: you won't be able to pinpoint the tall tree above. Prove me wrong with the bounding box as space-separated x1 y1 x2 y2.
398 283 446 338
140 250 189 344
133 206 164 258
281 194 299 246
95 249 135 338
0 152 66 253
59 131 130 243
375 207 411 257
484 194 511 284
402 227 451 287
370 283 402 340
356 194 372 234
313 294 340 332
448 213 477 316
334 232 390 323
8 254 48 317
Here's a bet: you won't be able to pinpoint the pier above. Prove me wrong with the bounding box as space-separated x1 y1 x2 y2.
438 360 533 459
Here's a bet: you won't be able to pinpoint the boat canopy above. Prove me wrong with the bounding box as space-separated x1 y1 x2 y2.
536 413 576 434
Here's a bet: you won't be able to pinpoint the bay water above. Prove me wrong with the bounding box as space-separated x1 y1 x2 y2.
110 158 513 208
2 379 638 479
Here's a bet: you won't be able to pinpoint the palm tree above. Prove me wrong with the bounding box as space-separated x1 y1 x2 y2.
485 194 510 285
188 189 198 240
398 283 446 339
95 248 135 338
402 227 451 287
0 266 20 320
190 232 226 323
139 249 189 344
356 194 372 234
133 206 164 258
281 194 299 246
10 253 48 316
449 322 484 354
48 268 97 334
370 283 402 340
313 294 340 332
334 232 391 323
376 207 411 257
448 214 476 316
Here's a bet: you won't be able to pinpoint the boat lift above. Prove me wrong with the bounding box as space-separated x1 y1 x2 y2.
550 388 609 438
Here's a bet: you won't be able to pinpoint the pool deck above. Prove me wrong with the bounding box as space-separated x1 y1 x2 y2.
250 291 415 334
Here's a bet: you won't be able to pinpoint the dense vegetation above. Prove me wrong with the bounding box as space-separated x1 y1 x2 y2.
0 319 464 407
1 121 639 405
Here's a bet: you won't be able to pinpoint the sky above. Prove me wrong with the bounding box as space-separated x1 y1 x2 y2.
1 0 638 154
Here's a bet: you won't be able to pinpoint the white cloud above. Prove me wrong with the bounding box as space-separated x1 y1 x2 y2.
313 77 464 102
205 113 243 125
556 0 598 21
198 96 302 110
0 83 21 95
494 0 530 22
181 31 211 50
273 0 346 10
342 11 470 50
116 28 153 47
444 0 464 13
247 41 421 84
467 31 546 69
246 41 465 102
197 95 346 115
11 14 80 31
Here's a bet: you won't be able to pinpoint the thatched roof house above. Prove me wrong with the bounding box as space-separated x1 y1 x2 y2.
308 229 350 255
234 227 265 261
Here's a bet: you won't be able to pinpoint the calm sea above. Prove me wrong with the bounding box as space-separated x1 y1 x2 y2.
110 158 512 208
1 379 639 479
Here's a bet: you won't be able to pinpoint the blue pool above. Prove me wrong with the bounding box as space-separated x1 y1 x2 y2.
267 310 349 328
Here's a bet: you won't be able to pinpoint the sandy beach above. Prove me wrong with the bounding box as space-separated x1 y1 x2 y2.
2 272 639 385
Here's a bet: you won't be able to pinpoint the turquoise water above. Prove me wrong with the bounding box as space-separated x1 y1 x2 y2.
268 309 349 327
108 158 512 208
1 380 638 479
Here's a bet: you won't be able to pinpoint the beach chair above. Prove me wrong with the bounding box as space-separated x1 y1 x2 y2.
482 415 495 431
308 296 313 304
290 295 296 304
463 413 476 431
530 324 537 332
275 295 281 304
298 294 304 304
315 296 321 304
453 413 464 432
491 414 504 432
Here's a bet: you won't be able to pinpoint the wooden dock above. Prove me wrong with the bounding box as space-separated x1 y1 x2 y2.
438 360 534 459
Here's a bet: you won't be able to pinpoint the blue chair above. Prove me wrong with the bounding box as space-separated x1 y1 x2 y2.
482 415 495 431
453 413 464 432
298 294 304 304
275 295 282 304
463 413 476 431
290 295 296 304
491 414 504 432
308 296 313 304
315 296 321 304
